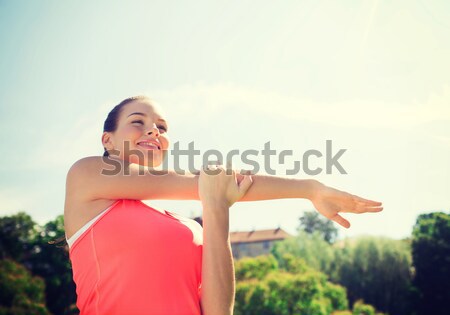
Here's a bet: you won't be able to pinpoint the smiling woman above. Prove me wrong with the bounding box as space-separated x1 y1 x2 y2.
101 96 170 167
63 95 383 315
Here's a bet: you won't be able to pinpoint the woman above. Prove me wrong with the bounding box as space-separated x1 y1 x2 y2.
64 95 383 315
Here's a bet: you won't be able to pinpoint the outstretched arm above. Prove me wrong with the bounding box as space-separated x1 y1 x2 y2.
67 156 382 229
236 173 382 228
66 156 317 202
236 172 319 201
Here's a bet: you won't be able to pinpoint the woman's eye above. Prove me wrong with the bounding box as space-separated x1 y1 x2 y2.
157 126 167 133
132 120 167 133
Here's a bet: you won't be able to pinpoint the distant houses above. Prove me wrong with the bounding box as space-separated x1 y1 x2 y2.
230 228 292 259
192 216 292 259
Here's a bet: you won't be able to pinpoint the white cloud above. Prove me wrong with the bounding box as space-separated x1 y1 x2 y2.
20 83 450 173
149 82 450 130
22 102 113 170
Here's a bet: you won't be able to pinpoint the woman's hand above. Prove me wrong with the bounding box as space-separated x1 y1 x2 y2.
198 164 253 209
310 183 383 229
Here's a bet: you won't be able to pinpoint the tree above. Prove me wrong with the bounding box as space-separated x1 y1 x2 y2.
0 212 78 315
272 230 336 277
28 215 78 315
0 259 50 315
272 229 414 315
352 299 376 315
234 254 349 315
0 212 37 262
235 254 278 281
298 210 339 244
411 212 450 315
337 236 414 315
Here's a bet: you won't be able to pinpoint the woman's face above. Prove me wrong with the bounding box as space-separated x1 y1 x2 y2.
102 99 170 167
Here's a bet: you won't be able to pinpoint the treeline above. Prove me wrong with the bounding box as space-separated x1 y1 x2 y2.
235 252 390 315
232 211 449 315
0 211 449 315
0 214 76 315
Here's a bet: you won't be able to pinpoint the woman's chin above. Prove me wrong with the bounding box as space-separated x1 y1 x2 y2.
127 152 163 168
137 158 163 169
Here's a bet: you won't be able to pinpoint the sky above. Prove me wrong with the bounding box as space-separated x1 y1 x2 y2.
0 0 449 240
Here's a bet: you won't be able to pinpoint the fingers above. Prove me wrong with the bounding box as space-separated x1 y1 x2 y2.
352 194 382 206
201 163 225 176
332 214 351 229
238 175 253 195
363 206 383 212
351 202 384 214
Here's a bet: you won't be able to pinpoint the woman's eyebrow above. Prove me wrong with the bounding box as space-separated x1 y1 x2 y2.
127 112 146 117
127 112 168 125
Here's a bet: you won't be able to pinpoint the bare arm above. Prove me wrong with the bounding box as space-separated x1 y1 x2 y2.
198 166 253 315
66 156 317 202
66 156 199 202
236 173 319 201
200 204 235 315
67 156 382 229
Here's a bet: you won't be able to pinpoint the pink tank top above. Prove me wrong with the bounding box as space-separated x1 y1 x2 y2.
69 199 203 315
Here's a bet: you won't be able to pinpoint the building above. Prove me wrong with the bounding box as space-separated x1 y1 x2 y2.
230 228 292 259
192 216 292 259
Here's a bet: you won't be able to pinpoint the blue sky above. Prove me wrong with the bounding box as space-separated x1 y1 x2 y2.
0 0 449 240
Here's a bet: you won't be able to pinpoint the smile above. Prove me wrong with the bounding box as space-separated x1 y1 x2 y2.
137 143 161 150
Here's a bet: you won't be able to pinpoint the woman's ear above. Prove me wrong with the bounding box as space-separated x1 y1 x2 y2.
102 132 113 150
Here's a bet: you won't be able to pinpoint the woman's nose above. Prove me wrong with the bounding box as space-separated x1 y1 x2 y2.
147 123 160 137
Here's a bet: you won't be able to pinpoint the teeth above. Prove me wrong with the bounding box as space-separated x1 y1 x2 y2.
139 143 159 149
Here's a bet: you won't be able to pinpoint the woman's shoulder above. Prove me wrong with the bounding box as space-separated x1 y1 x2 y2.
67 156 127 184
65 156 107 202
64 156 121 238
65 155 180 204
68 155 112 175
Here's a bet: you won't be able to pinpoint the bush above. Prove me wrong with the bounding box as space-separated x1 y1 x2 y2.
234 254 349 315
0 259 50 315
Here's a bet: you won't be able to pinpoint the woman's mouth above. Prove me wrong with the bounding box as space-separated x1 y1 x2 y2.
137 142 161 150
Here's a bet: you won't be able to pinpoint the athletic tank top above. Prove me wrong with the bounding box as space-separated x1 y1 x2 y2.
68 199 203 315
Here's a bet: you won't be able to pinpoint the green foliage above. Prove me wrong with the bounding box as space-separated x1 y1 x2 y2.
234 254 349 315
275 253 309 274
337 236 413 315
0 259 50 315
324 282 349 311
0 212 37 261
298 210 339 244
0 213 77 315
28 215 77 315
411 212 450 315
235 254 278 281
273 231 412 315
351 299 388 315
264 271 330 315
234 280 269 315
352 299 375 315
272 231 336 276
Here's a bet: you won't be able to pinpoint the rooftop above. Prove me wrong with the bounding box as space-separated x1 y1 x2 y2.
230 228 292 244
